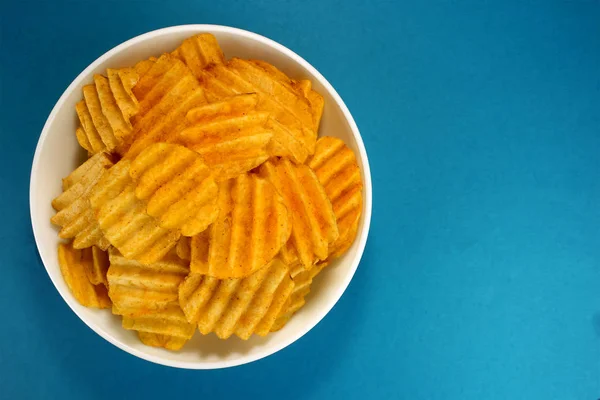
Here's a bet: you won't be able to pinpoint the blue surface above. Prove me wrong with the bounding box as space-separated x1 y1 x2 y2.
1 1 599 398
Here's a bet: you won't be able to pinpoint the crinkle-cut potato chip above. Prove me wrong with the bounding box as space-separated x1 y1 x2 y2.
125 54 207 159
75 66 143 155
198 61 316 163
171 33 225 78
191 174 291 279
58 243 111 309
89 160 180 265
137 332 189 351
308 136 363 259
51 152 113 250
129 143 219 236
258 158 338 269
271 261 328 332
179 258 294 339
85 246 110 287
176 236 192 261
107 249 194 350
179 94 273 181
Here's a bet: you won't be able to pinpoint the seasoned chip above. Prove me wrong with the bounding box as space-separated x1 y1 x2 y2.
85 246 110 287
51 152 113 250
179 259 294 339
258 158 338 269
176 236 192 261
308 137 363 259
58 243 111 308
171 33 225 78
125 54 207 159
271 261 328 331
89 160 180 264
129 143 219 236
108 249 194 350
179 94 273 181
191 174 291 278
198 61 316 163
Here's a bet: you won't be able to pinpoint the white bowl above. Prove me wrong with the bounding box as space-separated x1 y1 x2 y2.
30 25 372 369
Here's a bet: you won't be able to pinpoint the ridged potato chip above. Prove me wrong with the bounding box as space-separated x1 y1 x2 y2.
129 143 219 236
179 94 273 181
171 33 225 78
108 249 194 350
191 174 291 279
258 158 338 269
179 259 294 339
308 137 363 258
58 243 111 308
125 54 207 159
89 160 180 264
51 152 113 250
198 60 318 163
271 261 328 331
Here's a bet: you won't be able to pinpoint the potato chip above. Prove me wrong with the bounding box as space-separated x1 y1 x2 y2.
85 246 110 287
108 249 194 350
129 143 219 236
308 137 363 258
89 160 180 264
171 33 225 78
179 94 273 181
191 174 291 278
124 54 207 159
58 243 111 308
51 152 113 250
176 236 192 261
258 158 338 269
271 261 328 331
199 61 316 163
179 258 294 339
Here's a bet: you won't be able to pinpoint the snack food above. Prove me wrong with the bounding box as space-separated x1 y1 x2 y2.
51 32 363 350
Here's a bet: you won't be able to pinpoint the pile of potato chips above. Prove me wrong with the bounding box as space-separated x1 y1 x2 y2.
51 33 363 351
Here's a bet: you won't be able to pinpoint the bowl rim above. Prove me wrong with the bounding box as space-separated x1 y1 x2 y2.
29 24 372 369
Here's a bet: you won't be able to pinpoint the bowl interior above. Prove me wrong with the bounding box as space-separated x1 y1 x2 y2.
30 25 371 369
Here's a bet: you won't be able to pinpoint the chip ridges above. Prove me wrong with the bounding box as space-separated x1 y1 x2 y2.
58 243 111 309
171 33 225 78
198 60 317 163
179 94 273 181
51 152 113 250
258 158 338 269
308 136 363 258
125 54 207 159
89 160 180 264
129 143 219 236
179 259 294 339
108 250 194 350
191 174 291 279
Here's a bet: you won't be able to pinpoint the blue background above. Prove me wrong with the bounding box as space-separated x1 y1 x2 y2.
1 1 599 399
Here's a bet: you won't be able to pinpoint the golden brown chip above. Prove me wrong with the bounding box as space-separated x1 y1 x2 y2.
198 61 316 163
271 261 328 331
107 68 139 123
191 174 291 279
51 152 113 250
85 246 110 287
129 143 219 236
58 243 111 308
176 236 192 261
108 249 194 350
89 160 180 264
125 54 207 159
171 33 225 78
308 137 363 258
179 94 273 181
179 259 294 339
258 158 338 269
